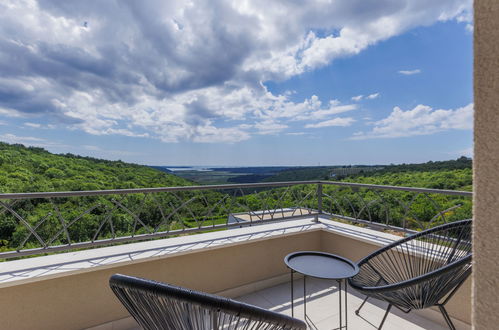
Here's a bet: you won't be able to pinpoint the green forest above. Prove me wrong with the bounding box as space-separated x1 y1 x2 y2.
342 168 472 191
0 142 190 193
260 157 472 183
0 142 472 258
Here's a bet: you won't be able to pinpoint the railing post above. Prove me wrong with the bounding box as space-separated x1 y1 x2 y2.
316 183 323 222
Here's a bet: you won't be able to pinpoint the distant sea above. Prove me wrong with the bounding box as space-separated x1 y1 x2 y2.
163 166 297 172
165 166 213 172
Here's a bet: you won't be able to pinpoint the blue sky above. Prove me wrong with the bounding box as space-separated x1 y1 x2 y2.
0 0 473 166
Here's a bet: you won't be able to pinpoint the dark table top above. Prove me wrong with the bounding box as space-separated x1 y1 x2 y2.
285 251 359 280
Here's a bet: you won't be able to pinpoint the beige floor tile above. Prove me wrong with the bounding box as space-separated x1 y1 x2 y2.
236 292 274 309
236 278 469 330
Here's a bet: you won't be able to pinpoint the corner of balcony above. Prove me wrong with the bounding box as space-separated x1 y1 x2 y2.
0 215 471 330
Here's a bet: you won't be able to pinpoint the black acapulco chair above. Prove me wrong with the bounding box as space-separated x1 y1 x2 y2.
348 219 472 330
109 274 307 330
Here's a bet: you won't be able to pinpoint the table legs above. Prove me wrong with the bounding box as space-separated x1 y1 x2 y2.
289 272 350 329
345 279 348 327
303 275 306 319
339 280 342 328
291 269 294 317
336 279 349 329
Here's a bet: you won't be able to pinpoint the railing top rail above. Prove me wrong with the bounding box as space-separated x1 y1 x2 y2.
321 181 472 196
0 181 321 199
0 180 472 200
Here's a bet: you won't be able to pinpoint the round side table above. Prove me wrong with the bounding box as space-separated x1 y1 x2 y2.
284 251 359 329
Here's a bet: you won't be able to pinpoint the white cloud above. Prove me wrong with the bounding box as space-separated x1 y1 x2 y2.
0 0 472 143
24 122 56 129
253 120 288 135
351 93 379 101
286 132 307 136
24 122 41 128
294 99 358 121
190 125 251 143
457 147 473 157
0 133 45 144
456 11 473 24
0 133 68 149
398 69 421 75
352 103 473 139
82 144 142 157
0 108 26 118
305 117 355 128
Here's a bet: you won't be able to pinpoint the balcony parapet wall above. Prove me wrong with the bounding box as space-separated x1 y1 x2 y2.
0 217 470 329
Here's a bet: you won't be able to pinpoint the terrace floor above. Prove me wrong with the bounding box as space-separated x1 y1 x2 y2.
236 277 471 330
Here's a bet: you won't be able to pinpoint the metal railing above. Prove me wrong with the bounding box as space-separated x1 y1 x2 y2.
0 181 472 259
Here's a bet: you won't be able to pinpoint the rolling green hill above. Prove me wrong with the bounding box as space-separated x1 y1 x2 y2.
0 142 191 193
261 158 472 183
263 166 333 182
342 168 472 191
0 142 217 254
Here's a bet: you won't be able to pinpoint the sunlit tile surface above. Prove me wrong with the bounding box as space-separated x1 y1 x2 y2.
237 277 471 330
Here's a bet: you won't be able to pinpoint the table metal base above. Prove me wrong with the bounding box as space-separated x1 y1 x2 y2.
290 270 349 330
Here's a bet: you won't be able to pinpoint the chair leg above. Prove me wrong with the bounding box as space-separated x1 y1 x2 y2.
356 298 392 330
377 304 392 329
355 295 369 315
438 305 456 330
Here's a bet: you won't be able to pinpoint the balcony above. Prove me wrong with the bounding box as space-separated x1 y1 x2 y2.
0 181 471 329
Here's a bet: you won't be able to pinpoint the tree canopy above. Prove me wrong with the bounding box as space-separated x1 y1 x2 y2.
0 142 190 193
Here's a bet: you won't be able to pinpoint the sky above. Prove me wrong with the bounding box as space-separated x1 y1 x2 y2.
0 0 473 166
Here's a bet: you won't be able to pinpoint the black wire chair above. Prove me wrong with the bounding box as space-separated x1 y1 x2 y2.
348 219 472 330
109 274 307 330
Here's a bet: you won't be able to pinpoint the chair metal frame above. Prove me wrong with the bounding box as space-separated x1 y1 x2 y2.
348 219 472 330
110 274 307 330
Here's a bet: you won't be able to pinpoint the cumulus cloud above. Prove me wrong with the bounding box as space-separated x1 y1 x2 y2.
305 117 355 128
366 93 380 99
351 95 363 102
0 0 472 143
352 103 473 139
398 69 421 75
